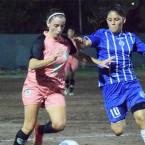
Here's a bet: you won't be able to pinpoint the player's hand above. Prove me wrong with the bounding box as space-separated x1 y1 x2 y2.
52 48 63 59
74 37 83 43
74 37 84 49
99 56 115 68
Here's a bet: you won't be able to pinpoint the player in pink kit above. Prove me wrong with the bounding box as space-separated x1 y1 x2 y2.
64 27 78 96
13 8 115 145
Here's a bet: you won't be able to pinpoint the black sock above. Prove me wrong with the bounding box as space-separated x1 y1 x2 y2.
65 80 69 89
13 129 29 145
38 121 59 135
69 79 75 93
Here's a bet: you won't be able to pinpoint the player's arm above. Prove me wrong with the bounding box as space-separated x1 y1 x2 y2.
29 34 63 70
74 37 91 49
72 51 115 69
134 35 145 56
69 35 114 68
29 57 55 70
29 48 63 70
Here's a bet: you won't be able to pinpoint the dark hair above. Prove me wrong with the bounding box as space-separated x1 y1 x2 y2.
67 26 75 32
47 8 65 22
106 3 126 18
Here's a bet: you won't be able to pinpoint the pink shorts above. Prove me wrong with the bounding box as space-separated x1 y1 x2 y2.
22 85 66 107
65 56 78 72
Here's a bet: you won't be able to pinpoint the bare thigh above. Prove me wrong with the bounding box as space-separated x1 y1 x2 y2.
22 103 41 134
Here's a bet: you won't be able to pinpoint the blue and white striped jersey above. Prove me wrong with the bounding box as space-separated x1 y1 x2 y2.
85 29 145 87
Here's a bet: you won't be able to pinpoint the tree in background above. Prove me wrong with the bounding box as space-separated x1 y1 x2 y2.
0 0 145 34
82 0 145 33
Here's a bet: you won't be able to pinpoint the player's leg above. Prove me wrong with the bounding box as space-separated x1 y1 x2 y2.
46 106 66 131
69 59 78 96
105 104 127 136
133 109 145 144
108 104 127 136
33 93 66 145
64 63 70 95
82 61 86 68
102 82 128 136
13 86 44 145
69 69 75 95
133 106 145 129
111 119 126 136
127 79 145 143
33 107 66 145
13 104 41 145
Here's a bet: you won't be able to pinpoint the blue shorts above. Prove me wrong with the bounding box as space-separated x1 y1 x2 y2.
102 79 145 123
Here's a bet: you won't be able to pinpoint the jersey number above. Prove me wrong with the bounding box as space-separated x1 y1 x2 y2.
110 107 121 118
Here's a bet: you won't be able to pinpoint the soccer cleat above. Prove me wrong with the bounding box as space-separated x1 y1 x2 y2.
69 92 74 96
33 124 43 145
64 88 69 95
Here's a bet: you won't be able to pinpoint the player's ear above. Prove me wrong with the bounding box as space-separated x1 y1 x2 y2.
123 17 126 24
46 20 50 27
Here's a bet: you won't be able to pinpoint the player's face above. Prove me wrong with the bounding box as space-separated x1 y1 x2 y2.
67 29 75 38
47 16 66 39
106 11 126 34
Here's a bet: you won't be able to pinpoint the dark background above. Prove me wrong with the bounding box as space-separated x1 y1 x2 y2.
0 0 145 34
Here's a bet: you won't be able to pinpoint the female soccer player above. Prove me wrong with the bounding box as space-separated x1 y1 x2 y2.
64 27 78 96
75 3 145 144
13 8 114 145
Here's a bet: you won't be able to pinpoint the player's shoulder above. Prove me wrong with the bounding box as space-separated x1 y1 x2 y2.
36 34 46 41
61 34 72 44
32 34 46 46
124 31 136 37
31 34 46 51
61 34 70 41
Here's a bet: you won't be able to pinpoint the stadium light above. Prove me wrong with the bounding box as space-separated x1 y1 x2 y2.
131 2 135 5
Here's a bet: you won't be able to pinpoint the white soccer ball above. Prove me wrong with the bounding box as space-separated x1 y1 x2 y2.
59 140 79 145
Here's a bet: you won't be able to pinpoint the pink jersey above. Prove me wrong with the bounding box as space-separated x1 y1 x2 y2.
24 31 76 91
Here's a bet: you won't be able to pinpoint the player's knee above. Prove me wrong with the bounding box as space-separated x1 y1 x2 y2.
52 120 66 131
111 124 124 136
111 119 126 136
111 127 123 136
135 114 145 125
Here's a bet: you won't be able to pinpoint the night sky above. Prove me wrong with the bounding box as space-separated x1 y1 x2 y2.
0 0 145 34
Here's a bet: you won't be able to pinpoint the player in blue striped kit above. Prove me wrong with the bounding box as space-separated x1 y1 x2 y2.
75 3 145 144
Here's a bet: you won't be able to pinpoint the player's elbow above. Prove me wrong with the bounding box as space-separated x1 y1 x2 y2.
29 65 35 70
29 59 37 70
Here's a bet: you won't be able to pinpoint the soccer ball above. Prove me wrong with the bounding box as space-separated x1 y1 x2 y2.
59 140 79 145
